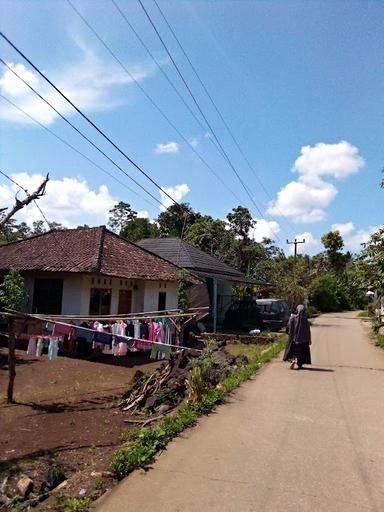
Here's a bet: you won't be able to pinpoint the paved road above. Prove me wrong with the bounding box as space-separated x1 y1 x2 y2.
97 313 384 511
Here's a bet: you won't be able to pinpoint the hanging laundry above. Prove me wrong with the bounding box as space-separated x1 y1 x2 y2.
116 342 128 356
92 331 112 345
53 323 73 337
132 339 152 352
36 338 43 357
73 326 94 343
27 337 37 356
48 338 59 360
150 342 171 360
140 321 149 339
133 320 140 339
45 322 55 334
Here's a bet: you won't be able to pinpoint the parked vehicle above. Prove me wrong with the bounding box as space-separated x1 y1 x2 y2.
222 300 263 331
256 299 290 331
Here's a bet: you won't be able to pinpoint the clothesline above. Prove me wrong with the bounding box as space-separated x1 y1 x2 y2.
25 307 209 322
46 318 202 352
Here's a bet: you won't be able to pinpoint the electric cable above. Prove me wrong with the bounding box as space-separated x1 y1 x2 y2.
136 0 267 222
152 0 297 237
0 56 166 209
66 0 245 205
0 93 159 210
0 31 179 208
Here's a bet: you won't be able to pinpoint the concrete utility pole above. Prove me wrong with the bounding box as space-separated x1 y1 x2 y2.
286 238 305 258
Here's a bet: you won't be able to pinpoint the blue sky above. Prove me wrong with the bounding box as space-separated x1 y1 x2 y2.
0 0 383 255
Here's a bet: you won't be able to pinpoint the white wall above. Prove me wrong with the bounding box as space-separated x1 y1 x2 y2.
143 281 178 312
24 272 179 315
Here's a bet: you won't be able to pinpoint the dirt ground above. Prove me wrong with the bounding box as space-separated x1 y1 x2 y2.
0 347 160 510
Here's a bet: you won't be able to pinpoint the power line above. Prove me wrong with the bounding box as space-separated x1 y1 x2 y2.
0 31 179 208
0 56 166 209
0 93 159 210
136 0 266 221
66 0 245 205
152 0 297 237
111 0 208 136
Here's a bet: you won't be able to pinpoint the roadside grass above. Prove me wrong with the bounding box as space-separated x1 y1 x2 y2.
109 337 286 480
226 343 265 361
358 310 370 318
375 334 384 349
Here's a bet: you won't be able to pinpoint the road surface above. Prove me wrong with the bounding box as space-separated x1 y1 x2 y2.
97 312 384 511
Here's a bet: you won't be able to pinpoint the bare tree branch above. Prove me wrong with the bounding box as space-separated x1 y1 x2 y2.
0 174 49 230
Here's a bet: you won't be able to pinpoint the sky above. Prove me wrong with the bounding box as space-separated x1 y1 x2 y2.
0 0 383 256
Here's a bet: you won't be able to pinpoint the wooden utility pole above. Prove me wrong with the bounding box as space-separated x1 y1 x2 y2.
286 238 306 258
7 316 16 403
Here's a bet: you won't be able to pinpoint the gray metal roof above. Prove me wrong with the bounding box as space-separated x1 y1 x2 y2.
137 238 244 277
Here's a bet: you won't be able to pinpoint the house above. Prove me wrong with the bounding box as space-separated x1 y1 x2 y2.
0 227 200 316
137 238 270 330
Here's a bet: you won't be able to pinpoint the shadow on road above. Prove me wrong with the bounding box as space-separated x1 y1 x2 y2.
300 367 335 372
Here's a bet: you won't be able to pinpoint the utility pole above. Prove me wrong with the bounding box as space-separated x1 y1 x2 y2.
286 238 305 258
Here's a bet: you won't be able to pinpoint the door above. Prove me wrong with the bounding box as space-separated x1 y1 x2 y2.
32 278 63 314
118 289 132 314
158 291 166 311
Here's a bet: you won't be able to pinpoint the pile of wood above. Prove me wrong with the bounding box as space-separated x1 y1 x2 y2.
120 349 201 414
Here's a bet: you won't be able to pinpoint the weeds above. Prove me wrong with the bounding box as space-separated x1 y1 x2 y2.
109 338 286 481
63 496 92 512
186 367 205 404
376 334 384 349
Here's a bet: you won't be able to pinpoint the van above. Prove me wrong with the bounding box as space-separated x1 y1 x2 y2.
256 299 290 331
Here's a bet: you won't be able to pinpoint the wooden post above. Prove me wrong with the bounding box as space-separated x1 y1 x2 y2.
7 316 16 404
213 278 218 333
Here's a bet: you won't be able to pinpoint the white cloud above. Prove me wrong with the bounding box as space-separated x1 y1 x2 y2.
331 222 378 251
137 210 149 219
159 183 190 211
0 172 117 227
155 142 180 154
251 219 280 242
268 141 364 223
189 138 199 148
0 42 156 125
295 141 364 182
287 232 319 256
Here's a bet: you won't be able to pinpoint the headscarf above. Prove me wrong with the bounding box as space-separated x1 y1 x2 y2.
293 304 311 344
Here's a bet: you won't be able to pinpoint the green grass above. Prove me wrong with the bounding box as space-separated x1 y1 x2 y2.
226 343 264 361
109 337 286 481
358 310 370 318
376 334 384 349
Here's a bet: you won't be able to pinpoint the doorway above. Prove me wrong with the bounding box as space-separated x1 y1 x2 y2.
32 278 63 314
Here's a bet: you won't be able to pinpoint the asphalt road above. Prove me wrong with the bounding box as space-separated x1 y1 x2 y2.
97 312 384 512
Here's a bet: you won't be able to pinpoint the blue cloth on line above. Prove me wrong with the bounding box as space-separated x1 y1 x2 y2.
73 326 94 343
92 331 112 345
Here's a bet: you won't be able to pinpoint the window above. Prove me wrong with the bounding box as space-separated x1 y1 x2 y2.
33 278 63 314
89 288 111 315
158 292 166 311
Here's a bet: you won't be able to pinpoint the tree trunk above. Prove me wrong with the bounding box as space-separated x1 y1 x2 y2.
7 317 16 404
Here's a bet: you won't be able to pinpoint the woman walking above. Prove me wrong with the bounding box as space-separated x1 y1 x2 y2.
283 304 311 369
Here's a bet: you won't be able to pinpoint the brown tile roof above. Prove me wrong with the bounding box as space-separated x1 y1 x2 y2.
0 226 199 283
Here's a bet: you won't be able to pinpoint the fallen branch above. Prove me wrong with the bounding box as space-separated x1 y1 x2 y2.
0 174 49 229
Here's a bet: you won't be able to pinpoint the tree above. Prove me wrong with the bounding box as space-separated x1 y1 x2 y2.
121 217 160 242
321 230 346 274
186 215 235 264
108 201 137 234
32 220 46 235
0 269 27 403
157 203 199 238
227 206 254 240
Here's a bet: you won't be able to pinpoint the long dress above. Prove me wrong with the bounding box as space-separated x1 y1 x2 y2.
283 307 311 367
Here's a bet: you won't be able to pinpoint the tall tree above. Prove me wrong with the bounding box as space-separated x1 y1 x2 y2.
186 215 235 263
321 230 347 274
108 201 137 234
121 217 160 242
157 203 199 237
